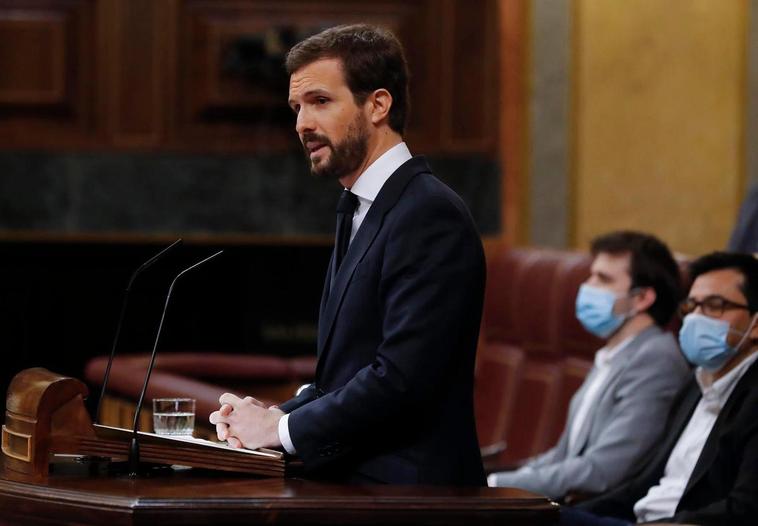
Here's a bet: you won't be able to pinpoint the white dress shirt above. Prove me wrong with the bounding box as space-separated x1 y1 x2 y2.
633 350 758 523
567 337 632 451
277 141 413 454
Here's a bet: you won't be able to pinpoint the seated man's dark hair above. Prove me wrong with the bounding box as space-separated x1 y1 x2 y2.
285 24 410 135
591 230 682 327
689 252 758 314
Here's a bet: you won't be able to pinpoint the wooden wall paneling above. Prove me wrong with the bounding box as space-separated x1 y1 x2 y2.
171 0 440 154
0 0 97 149
0 9 65 104
498 0 528 246
100 0 167 148
390 0 440 154
440 0 497 154
174 0 298 152
0 0 497 155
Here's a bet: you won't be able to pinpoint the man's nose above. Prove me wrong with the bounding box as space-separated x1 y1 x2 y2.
296 108 315 135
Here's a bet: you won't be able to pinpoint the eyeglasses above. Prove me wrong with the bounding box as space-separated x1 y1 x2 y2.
678 295 750 318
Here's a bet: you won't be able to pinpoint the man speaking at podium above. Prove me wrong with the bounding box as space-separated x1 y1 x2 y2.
210 24 486 485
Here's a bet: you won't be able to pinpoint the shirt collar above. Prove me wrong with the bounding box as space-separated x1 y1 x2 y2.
696 349 758 408
348 142 412 203
595 335 635 368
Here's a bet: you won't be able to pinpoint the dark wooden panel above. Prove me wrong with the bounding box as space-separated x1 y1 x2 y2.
0 11 66 105
442 0 497 153
101 0 167 147
0 0 500 156
0 0 98 148
0 464 559 526
171 0 439 153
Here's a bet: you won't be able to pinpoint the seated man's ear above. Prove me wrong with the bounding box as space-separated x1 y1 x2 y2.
634 287 657 314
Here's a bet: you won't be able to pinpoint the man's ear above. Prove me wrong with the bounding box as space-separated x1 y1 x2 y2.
634 287 657 314
367 89 393 125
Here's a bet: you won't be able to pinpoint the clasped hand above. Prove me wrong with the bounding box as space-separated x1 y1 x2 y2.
208 393 284 450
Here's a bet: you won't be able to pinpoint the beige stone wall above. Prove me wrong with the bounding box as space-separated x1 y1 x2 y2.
570 0 748 254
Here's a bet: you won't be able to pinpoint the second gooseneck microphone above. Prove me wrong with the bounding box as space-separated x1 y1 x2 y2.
128 250 224 476
95 239 183 424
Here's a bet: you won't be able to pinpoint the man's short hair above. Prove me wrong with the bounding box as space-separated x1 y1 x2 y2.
285 24 410 134
591 230 682 327
689 252 758 314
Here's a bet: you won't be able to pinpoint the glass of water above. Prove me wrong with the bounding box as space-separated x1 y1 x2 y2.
152 398 196 436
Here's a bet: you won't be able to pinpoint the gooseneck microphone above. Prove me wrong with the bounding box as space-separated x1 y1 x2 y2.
128 250 224 475
95 239 183 424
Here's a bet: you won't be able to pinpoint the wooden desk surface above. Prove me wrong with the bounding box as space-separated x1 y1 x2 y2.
0 459 559 526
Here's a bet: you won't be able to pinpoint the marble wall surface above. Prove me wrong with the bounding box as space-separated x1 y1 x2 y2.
0 152 500 237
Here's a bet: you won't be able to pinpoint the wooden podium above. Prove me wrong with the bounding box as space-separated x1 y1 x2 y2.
0 369 560 525
0 460 559 525
1 368 283 482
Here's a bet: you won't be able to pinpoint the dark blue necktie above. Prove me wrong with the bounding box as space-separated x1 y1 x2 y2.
333 189 359 284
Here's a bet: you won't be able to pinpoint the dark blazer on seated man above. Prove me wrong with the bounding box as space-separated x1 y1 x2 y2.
210 24 486 486
564 252 758 526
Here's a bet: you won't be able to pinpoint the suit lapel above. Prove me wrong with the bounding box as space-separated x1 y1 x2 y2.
626 381 701 493
317 252 335 356
569 328 657 455
569 356 632 455
665 382 701 457
316 156 433 358
681 359 758 496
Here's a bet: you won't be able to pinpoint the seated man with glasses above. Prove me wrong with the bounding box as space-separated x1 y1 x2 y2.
562 251 758 526
490 231 690 499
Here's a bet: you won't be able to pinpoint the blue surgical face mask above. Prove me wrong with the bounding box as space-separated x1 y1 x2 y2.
575 283 632 339
678 313 757 371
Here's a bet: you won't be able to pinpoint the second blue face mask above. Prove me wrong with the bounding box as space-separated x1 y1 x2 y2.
575 283 628 339
678 313 756 371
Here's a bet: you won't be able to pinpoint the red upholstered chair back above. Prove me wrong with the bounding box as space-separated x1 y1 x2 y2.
477 247 597 466
474 343 523 455
477 247 693 468
84 353 318 431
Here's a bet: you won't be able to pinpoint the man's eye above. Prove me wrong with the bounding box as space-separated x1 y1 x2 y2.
317 97 328 104
704 297 726 309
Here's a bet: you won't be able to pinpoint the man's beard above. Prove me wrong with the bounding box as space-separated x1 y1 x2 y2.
302 114 369 180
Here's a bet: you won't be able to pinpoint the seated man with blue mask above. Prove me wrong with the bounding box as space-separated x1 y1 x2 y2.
489 231 691 500
563 252 758 526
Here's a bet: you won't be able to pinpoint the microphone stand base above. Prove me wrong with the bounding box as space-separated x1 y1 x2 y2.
106 460 174 478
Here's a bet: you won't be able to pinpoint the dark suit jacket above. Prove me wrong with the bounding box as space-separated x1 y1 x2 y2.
579 357 758 525
278 156 486 486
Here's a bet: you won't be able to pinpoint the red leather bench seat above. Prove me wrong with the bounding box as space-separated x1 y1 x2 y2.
85 353 317 425
476 248 598 467
476 246 689 469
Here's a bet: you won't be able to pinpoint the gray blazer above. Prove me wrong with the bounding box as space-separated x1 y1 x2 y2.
489 325 691 499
